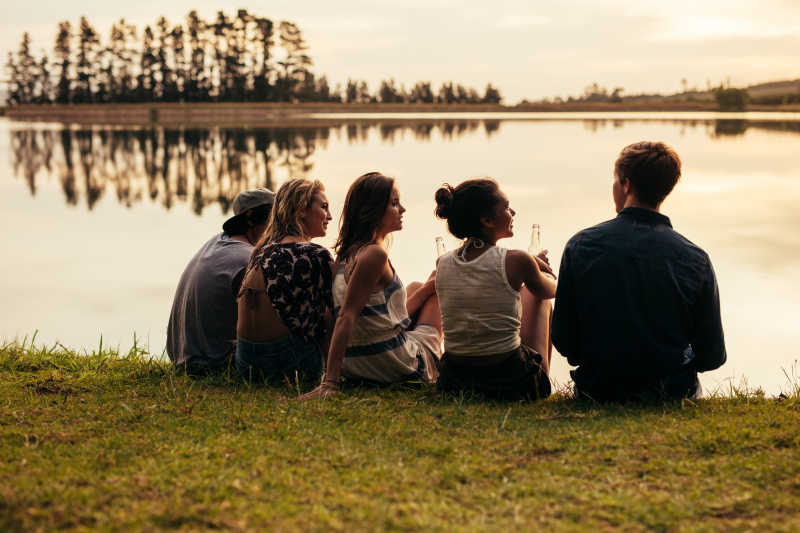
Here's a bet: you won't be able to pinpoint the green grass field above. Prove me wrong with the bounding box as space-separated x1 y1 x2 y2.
1 338 798 531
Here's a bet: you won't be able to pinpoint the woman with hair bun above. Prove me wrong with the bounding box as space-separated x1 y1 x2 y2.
434 178 556 400
235 178 334 385
301 172 443 399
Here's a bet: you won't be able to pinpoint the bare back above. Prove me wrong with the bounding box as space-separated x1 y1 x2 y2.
237 266 291 342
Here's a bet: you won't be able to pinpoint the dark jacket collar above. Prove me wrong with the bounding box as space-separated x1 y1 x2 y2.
618 206 672 228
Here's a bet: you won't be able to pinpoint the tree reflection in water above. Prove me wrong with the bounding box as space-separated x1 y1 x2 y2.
9 120 497 213
15 118 794 213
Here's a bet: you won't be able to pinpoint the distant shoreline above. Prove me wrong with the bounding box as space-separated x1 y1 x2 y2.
4 102 800 126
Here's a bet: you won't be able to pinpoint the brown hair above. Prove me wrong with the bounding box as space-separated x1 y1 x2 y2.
434 178 502 240
334 172 395 262
614 141 682 207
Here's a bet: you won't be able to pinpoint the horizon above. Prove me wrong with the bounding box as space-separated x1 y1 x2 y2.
2 1 799 104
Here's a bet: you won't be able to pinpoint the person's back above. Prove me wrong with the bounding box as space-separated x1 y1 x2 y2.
436 246 522 356
166 188 274 372
552 142 726 401
167 233 253 369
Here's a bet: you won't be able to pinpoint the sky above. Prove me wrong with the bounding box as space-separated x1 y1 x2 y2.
2 0 799 103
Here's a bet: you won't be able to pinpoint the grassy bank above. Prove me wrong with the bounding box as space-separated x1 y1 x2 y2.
4 101 800 127
1 340 799 531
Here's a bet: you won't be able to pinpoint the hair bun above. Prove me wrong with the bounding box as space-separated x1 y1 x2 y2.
434 184 455 219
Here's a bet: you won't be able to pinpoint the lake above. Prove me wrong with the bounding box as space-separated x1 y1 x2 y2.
2 112 799 395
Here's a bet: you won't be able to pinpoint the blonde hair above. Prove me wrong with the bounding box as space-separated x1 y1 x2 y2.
259 178 325 245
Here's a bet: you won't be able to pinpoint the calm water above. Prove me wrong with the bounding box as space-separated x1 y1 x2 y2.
2 113 799 395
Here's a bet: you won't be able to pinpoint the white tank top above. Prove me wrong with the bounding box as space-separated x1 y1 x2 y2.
435 246 522 355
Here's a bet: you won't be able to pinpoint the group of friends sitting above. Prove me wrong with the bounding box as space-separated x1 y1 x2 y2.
166 141 727 402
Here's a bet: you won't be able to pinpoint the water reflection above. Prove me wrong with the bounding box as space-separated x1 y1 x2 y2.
9 117 799 213
9 119 498 213
578 117 800 138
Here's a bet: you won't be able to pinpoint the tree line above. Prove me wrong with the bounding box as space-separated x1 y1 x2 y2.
4 10 503 105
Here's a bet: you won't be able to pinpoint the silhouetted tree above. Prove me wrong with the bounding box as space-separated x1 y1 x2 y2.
185 11 207 101
379 78 404 103
36 55 54 103
345 79 358 103
253 17 275 101
137 26 156 102
482 83 502 104
438 82 456 104
714 86 748 111
409 81 434 103
155 17 177 101
276 21 312 101
54 22 73 104
75 17 100 102
4 11 507 106
5 52 21 104
13 33 38 104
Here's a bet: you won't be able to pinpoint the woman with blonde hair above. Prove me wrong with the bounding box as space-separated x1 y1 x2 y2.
301 172 442 399
235 178 334 384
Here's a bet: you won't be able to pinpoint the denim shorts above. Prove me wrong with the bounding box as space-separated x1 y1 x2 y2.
235 334 323 384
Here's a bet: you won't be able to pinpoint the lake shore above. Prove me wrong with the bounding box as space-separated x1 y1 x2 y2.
2 341 798 530
5 101 800 126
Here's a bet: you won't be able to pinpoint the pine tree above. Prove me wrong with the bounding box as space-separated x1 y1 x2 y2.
138 26 157 102
15 33 38 104
185 11 207 101
37 55 53 103
75 17 100 103
277 21 312 101
482 83 502 104
54 22 72 104
253 17 274 101
5 52 21 104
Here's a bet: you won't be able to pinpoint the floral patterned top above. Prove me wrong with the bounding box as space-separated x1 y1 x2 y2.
245 242 334 345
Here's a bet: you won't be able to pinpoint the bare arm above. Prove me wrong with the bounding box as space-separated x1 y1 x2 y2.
300 246 388 399
406 275 436 317
506 249 557 300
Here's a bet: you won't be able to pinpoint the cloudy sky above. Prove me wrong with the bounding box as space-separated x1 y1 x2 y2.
3 0 798 103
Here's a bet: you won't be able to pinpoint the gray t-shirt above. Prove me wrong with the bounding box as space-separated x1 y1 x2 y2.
167 232 253 369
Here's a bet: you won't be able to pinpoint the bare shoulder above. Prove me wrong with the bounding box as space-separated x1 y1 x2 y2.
505 248 534 268
354 244 389 271
504 248 537 290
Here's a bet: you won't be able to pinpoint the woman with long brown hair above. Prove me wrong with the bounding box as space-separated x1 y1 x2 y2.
235 178 334 385
301 172 442 399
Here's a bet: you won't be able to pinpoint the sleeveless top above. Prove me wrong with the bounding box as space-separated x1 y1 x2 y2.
241 242 333 345
333 263 424 383
435 246 522 355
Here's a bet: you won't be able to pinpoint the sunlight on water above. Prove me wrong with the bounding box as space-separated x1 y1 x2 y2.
1 116 798 395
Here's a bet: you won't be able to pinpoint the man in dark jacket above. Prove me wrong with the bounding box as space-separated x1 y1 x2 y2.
552 142 726 401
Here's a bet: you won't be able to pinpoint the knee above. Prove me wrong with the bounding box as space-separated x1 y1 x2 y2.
407 281 423 294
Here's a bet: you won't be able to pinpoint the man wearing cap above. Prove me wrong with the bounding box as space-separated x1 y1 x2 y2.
167 188 275 373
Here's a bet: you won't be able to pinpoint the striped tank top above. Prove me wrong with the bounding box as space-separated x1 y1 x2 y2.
333 264 425 383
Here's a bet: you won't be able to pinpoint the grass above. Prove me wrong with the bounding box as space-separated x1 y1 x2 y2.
1 338 799 532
